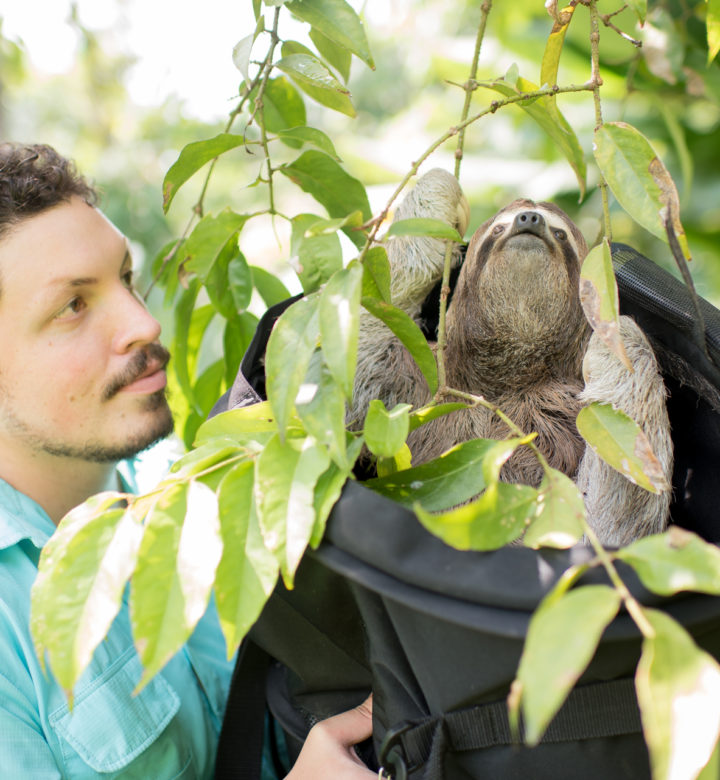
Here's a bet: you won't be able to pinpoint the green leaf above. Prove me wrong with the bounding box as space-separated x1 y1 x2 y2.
276 53 356 117
626 0 647 24
181 209 248 282
290 214 343 294
31 493 139 694
365 437 492 511
296 358 348 467
131 481 222 690
540 5 576 91
255 434 331 586
163 134 247 212
214 461 279 656
205 238 252 319
482 435 536 484
514 585 621 745
286 0 374 69
636 610 720 780
171 281 200 412
408 402 468 432
415 482 538 551
523 468 585 550
377 443 412 477
250 265 292 307
276 126 340 159
617 527 720 596
232 17 263 82
266 295 320 437
249 76 307 140
594 122 690 258
281 150 371 248
310 456 354 547
576 402 669 493
310 26 351 82
361 297 438 394
361 246 391 303
195 402 302 448
482 75 586 198
387 218 463 242
319 263 363 398
169 438 245 479
579 239 632 370
363 400 412 458
710 0 720 64
223 312 259 386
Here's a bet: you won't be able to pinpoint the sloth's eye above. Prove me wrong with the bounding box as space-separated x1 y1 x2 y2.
491 224 505 236
553 229 567 241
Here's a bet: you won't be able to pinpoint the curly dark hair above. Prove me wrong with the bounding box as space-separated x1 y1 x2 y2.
0 143 98 239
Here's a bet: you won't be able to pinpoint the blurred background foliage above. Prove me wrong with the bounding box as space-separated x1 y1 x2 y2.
1 0 718 324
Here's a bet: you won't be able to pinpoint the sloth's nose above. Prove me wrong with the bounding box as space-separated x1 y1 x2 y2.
513 211 545 236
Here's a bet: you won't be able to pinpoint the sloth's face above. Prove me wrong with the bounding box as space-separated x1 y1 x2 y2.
452 199 588 341
468 199 587 278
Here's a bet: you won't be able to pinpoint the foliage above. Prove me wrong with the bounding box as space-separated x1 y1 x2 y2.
28 1 720 778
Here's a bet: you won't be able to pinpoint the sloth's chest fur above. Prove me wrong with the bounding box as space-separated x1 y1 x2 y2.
407 378 586 487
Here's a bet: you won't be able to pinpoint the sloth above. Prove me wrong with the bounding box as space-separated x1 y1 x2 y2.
351 169 673 546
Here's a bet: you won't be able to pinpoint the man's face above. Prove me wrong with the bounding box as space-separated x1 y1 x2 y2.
0 196 173 463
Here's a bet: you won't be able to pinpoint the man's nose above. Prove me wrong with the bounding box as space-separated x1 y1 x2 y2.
113 289 162 353
512 211 546 237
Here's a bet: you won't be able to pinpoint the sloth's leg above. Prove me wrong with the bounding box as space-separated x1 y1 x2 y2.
350 169 468 426
576 316 673 546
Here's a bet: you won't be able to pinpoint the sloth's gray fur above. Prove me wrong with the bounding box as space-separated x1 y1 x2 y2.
351 169 673 545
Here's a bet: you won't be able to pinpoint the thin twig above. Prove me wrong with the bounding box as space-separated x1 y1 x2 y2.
588 0 613 242
454 0 492 178
357 81 596 262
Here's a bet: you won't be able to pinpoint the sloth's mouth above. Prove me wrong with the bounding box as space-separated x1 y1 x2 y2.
505 229 553 251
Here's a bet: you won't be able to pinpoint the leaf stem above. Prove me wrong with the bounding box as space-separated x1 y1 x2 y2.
454 0 492 178
358 81 595 262
587 0 613 242
582 521 655 638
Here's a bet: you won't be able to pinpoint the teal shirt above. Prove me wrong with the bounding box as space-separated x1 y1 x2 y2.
0 453 235 778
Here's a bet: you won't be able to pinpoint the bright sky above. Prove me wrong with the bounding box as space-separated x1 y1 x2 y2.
0 0 257 120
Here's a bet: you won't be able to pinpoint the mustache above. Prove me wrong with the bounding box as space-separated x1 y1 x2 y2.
102 343 171 401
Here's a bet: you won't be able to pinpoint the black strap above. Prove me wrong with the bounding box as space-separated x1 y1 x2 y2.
214 640 272 780
380 677 642 777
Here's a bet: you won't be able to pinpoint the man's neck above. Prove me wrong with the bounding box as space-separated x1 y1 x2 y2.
0 447 118 525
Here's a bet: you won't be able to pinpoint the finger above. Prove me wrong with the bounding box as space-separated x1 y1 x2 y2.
320 695 373 747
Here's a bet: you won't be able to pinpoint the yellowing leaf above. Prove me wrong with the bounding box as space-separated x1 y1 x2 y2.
524 468 585 549
594 122 689 258
579 239 632 370
415 482 538 551
576 402 669 493
708 0 720 64
637 610 720 780
514 585 621 745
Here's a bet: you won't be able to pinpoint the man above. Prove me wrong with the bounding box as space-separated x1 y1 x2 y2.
0 143 374 779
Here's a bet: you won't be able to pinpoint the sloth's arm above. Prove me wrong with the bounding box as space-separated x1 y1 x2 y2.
349 169 468 427
386 168 469 314
576 316 673 546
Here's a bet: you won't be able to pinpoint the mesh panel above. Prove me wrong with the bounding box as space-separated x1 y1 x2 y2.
612 243 720 370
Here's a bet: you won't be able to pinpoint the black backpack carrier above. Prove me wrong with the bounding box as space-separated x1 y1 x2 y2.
213 245 720 780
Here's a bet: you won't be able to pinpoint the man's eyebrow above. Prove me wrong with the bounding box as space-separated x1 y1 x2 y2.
48 250 132 290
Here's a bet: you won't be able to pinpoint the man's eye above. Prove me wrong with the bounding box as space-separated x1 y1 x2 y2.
122 269 135 288
56 297 86 320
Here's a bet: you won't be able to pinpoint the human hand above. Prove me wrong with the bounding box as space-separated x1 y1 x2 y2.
285 695 375 779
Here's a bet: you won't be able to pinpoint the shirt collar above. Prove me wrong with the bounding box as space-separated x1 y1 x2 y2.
0 477 56 551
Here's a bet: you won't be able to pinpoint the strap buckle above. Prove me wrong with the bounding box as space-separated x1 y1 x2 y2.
378 721 412 780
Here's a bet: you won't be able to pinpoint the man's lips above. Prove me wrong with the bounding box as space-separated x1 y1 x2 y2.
119 360 167 395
